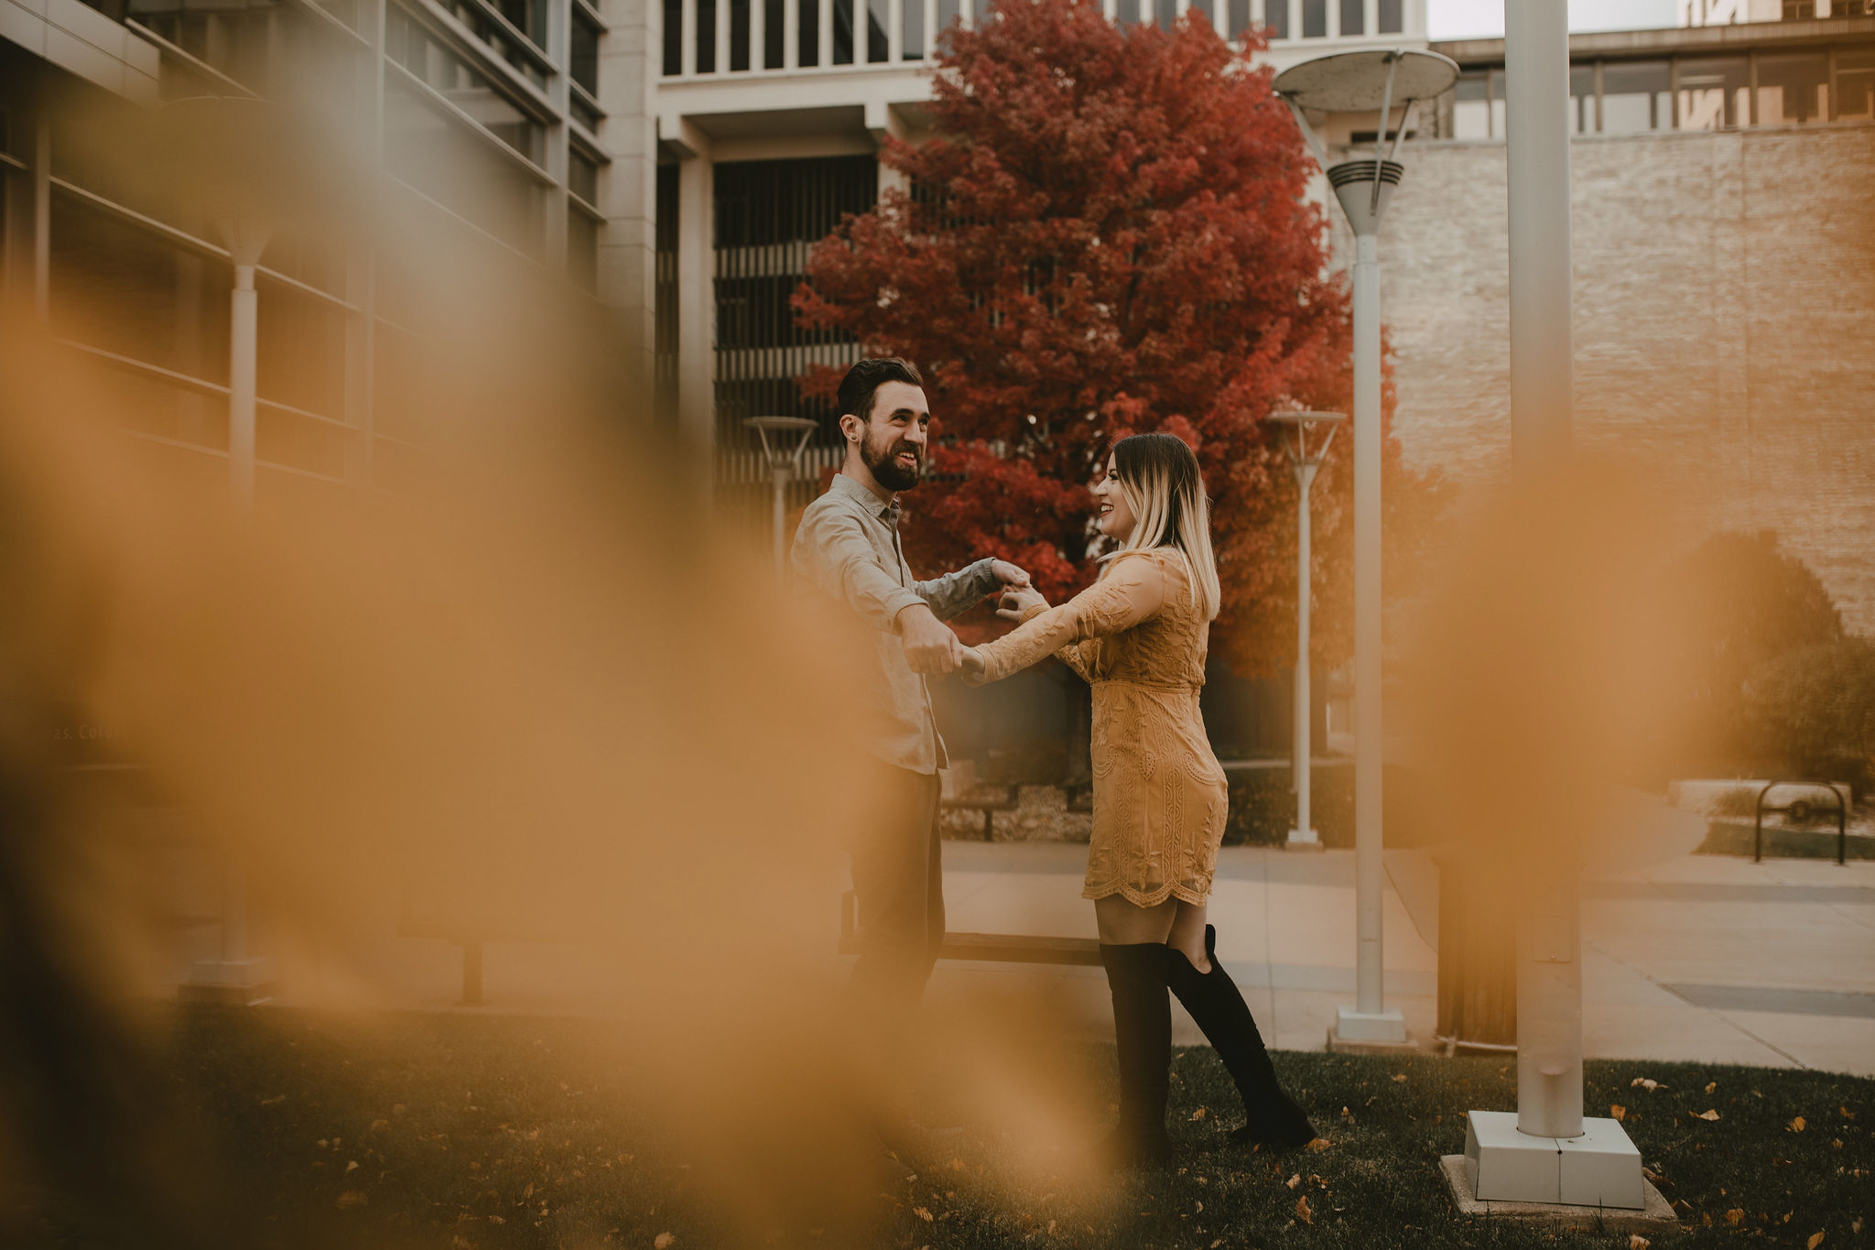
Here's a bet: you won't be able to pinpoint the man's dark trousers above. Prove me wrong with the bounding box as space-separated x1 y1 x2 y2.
848 765 944 1022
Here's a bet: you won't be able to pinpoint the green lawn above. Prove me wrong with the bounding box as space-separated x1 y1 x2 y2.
13 1007 1871 1249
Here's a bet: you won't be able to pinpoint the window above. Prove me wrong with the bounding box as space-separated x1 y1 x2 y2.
902 0 923 58
493 0 545 47
1453 69 1490 139
1675 57 1748 130
385 77 542 254
833 0 854 63
571 8 600 93
1756 54 1828 125
730 0 750 69
1155 0 1176 25
765 0 785 66
1339 0 1361 36
386 5 547 165
1378 0 1401 34
1117 0 1139 23
1302 0 1325 37
697 0 716 71
1262 0 1287 39
664 0 682 73
1838 50 1875 121
1489 67 1508 135
1229 0 1251 39
800 0 819 66
1570 64 1594 133
1601 60 1669 133
568 208 597 293
938 0 959 38
569 148 601 206
867 0 888 60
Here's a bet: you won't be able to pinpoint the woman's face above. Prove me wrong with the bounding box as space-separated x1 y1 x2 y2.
1094 452 1136 542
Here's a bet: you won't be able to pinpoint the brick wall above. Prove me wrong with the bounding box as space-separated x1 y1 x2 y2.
1360 126 1875 631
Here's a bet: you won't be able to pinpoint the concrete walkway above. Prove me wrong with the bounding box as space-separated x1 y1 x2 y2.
926 842 1875 1077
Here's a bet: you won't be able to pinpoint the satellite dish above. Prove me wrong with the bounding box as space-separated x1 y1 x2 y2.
1273 49 1461 114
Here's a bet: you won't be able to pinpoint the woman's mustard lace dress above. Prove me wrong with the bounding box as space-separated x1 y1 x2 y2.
966 548 1228 907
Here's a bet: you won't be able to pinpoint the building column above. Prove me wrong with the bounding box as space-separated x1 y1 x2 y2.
867 99 909 196
597 0 664 416
663 114 716 484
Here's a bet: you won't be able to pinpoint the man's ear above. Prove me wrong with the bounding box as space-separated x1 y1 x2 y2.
839 413 863 444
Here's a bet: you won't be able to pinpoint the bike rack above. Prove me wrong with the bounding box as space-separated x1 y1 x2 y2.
1753 780 1848 866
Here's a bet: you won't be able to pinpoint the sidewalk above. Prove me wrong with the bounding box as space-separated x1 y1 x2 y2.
926 842 1875 1077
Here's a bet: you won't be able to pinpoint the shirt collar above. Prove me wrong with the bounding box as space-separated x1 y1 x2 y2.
830 471 899 525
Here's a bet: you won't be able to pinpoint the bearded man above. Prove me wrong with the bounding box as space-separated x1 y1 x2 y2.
791 356 1030 1024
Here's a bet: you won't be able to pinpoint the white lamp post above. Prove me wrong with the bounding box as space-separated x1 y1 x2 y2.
161 96 294 1006
1274 49 1457 1052
1449 0 1659 1221
1267 410 1345 852
745 416 819 575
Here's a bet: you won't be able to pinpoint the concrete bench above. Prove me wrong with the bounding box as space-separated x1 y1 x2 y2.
837 889 1100 966
939 784 1020 840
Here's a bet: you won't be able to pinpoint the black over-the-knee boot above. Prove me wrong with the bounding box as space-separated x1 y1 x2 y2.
1163 925 1317 1148
1097 942 1172 1167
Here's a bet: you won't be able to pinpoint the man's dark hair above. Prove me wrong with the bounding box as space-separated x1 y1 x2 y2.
837 358 924 425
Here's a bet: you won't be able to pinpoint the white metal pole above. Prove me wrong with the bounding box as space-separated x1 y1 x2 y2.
1290 460 1317 846
772 464 789 575
230 263 258 510
1350 226 1387 1021
1506 0 1581 1141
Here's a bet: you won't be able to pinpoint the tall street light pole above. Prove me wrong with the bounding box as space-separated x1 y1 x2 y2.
1451 1 1659 1220
745 416 818 575
1275 49 1456 1052
1267 410 1346 852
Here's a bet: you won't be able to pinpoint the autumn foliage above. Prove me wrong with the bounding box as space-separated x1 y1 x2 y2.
795 0 1425 672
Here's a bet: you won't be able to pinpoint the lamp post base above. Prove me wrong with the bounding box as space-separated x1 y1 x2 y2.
1439 1155 1675 1231
1285 828 1326 851
1327 1006 1414 1054
179 957 277 1006
1457 1111 1655 1211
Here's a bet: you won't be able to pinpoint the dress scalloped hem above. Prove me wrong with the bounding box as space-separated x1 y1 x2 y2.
1082 881 1215 908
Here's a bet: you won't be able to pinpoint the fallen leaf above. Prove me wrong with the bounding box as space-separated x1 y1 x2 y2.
1305 1137 1331 1152
345 1161 359 1173
1610 1105 1626 1122
1392 1074 1407 1083
912 1208 933 1223
1789 1116 1806 1132
1807 1234 1824 1249
488 1216 504 1225
1631 1078 1662 1091
1194 1201 1203 1213
1725 1209 1745 1226
949 1158 964 1171
1696 1110 1721 1121
1295 1196 1312 1225
337 1191 367 1210
259 1095 286 1106
369 1119 388 1133
1705 1082 1717 1094
1286 1174 1301 1190
1191 1107 1208 1121
1629 1236 1650 1249
654 1237 675 1250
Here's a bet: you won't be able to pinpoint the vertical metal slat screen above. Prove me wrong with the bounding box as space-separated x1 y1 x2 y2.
711 154 878 547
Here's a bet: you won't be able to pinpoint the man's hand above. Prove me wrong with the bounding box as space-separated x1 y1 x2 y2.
897 603 963 675
987 559 1032 589
994 586 1048 622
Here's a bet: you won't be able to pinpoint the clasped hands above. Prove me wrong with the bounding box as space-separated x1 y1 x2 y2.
897 559 1048 677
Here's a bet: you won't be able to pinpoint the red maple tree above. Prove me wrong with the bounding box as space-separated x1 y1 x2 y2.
794 0 1429 672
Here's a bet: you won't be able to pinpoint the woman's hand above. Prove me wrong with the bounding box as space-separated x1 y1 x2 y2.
995 586 1048 622
959 647 987 679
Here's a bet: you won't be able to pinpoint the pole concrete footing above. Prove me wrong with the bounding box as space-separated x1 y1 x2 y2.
1285 828 1326 851
1327 1005 1413 1054
179 957 276 1006
1440 1146 1680 1236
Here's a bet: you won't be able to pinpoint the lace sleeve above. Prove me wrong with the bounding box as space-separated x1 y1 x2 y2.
963 553 1166 686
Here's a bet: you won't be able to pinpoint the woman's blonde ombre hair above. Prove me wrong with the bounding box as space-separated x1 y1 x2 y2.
1104 432 1222 621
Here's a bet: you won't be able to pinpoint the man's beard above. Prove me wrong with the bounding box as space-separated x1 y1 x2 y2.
862 433 921 491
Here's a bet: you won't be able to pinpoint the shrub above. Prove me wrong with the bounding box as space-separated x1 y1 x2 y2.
1665 531 1843 770
1741 636 1875 794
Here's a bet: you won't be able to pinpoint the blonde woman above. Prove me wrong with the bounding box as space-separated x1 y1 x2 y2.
962 433 1315 1167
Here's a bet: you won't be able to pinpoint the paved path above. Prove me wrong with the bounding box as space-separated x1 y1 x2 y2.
925 842 1875 1077
269 840 1873 1078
